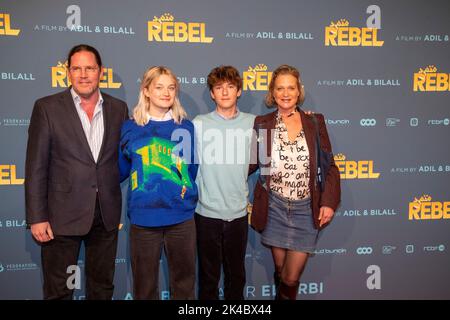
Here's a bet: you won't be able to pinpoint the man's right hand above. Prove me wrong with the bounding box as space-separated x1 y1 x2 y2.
31 222 54 242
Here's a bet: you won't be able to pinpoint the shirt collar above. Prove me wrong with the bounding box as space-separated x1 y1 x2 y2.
215 107 240 120
276 107 299 120
146 109 173 122
70 88 104 110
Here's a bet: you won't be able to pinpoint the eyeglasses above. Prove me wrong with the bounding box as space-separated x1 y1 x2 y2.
69 66 99 75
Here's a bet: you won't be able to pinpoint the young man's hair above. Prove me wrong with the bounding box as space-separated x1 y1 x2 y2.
207 65 243 92
67 44 102 68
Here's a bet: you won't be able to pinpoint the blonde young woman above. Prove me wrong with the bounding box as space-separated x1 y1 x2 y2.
250 65 340 300
119 66 198 300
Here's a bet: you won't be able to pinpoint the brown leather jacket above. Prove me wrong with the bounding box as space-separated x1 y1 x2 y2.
249 109 341 232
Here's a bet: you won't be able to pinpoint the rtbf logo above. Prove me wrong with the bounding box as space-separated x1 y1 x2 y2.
409 195 450 220
334 153 380 179
413 65 450 92
51 61 121 88
0 13 20 36
243 64 272 91
325 6 383 47
147 13 213 43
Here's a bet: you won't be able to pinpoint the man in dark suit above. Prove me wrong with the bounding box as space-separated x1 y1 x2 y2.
25 44 128 300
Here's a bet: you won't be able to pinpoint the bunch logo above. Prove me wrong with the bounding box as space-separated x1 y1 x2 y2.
413 65 449 92
314 248 347 255
334 153 380 179
325 5 383 47
409 194 450 220
326 119 350 126
0 13 20 36
243 64 272 91
0 165 24 185
51 61 121 89
148 13 213 43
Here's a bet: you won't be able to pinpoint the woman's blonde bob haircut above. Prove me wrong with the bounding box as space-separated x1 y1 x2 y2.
133 66 187 125
265 64 305 107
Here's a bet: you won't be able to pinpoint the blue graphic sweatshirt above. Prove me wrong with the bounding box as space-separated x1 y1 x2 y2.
119 119 198 227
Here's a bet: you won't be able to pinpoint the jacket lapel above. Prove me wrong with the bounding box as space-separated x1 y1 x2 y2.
264 111 277 160
61 89 96 163
261 111 276 187
97 95 110 163
300 110 317 188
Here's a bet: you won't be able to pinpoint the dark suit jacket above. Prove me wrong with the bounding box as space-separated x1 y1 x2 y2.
249 109 341 231
25 89 129 236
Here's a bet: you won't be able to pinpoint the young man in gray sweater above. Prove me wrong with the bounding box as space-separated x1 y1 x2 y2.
193 66 255 300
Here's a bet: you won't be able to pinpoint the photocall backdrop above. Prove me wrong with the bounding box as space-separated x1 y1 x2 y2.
0 0 449 299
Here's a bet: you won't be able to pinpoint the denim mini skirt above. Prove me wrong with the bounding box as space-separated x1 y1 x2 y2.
261 191 318 253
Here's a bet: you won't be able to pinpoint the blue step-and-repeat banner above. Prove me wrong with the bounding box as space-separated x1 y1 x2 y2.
0 0 449 299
